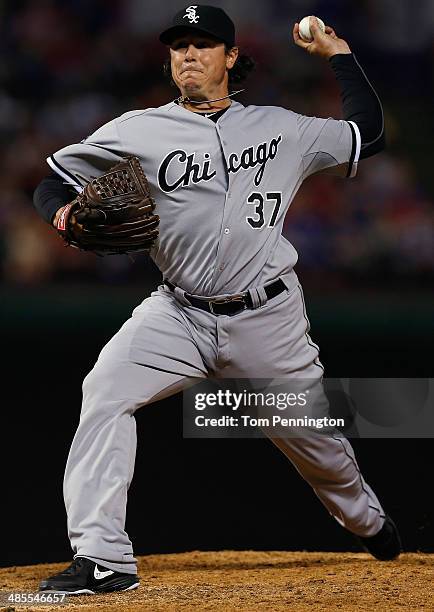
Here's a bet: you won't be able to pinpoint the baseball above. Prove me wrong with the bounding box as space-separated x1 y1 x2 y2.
298 15 326 42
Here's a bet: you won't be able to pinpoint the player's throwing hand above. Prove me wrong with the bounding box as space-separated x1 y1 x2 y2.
293 16 351 59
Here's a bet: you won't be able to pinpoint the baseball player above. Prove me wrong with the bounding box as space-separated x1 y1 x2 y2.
33 6 401 595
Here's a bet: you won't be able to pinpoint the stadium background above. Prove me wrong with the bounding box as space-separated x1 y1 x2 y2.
1 0 433 567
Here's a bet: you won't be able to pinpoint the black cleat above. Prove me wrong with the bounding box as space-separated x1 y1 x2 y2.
357 515 402 561
39 556 139 595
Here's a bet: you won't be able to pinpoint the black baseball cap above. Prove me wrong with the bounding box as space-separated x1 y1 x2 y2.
159 5 236 47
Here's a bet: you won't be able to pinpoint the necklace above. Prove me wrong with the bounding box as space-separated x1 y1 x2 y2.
176 89 245 107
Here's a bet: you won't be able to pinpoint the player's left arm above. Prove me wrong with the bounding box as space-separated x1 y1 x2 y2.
293 17 384 176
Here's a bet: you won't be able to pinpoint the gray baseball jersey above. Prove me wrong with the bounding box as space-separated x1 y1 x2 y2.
48 101 360 296
49 102 385 577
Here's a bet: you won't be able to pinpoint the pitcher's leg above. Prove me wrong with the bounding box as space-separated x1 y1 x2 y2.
64 291 208 574
64 363 190 574
270 433 385 536
225 282 386 537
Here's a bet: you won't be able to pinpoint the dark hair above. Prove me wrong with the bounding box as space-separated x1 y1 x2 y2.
163 46 255 88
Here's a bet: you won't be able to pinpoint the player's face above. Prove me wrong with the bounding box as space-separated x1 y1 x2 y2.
169 34 238 100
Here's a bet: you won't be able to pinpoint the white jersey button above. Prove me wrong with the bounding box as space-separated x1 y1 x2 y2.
224 228 230 235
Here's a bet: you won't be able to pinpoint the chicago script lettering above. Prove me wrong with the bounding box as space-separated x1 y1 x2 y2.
227 134 282 186
157 134 282 192
158 150 216 193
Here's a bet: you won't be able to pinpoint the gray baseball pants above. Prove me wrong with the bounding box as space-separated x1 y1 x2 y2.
63 276 385 574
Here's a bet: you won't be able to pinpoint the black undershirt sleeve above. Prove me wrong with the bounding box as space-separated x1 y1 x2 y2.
33 171 77 224
329 53 385 160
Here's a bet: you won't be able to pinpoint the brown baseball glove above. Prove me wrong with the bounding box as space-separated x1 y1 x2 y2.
56 156 159 255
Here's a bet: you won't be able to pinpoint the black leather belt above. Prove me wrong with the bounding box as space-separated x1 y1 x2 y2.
164 278 286 316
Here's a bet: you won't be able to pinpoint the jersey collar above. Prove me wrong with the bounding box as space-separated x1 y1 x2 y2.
167 100 244 120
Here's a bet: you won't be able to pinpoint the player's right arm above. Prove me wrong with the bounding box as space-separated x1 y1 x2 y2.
292 17 384 179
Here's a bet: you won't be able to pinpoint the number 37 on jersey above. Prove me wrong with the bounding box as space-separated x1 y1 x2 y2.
246 191 282 229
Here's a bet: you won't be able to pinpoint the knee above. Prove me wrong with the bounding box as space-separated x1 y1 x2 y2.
81 360 129 413
81 357 158 417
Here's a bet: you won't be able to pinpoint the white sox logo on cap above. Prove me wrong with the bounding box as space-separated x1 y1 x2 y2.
159 5 235 47
183 5 200 24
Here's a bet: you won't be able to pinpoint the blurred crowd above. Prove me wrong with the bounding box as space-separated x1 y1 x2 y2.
0 0 433 287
